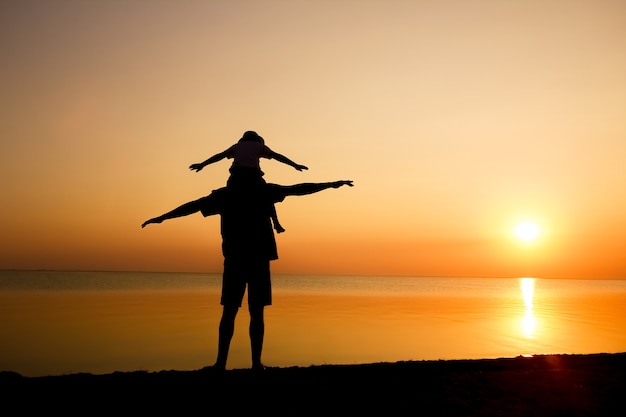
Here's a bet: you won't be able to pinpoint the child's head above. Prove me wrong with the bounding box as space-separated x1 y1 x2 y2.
240 131 264 143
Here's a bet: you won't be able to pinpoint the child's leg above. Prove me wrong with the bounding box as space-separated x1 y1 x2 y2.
270 203 285 233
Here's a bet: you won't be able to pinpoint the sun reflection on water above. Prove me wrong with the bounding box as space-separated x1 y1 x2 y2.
520 278 536 338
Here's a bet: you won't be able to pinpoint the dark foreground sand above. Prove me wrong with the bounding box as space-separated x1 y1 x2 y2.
2 353 625 416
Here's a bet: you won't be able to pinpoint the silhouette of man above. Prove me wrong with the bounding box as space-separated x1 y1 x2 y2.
142 180 353 371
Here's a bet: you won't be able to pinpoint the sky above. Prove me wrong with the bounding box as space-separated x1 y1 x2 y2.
1 0 625 278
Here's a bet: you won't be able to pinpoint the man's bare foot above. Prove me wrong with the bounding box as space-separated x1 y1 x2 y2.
251 363 266 372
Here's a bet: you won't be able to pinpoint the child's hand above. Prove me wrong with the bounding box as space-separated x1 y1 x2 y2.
189 163 204 172
295 164 308 171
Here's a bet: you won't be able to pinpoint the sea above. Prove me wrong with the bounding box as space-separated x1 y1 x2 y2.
1 270 625 377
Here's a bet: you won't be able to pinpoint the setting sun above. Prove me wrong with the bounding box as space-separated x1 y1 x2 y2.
514 221 541 242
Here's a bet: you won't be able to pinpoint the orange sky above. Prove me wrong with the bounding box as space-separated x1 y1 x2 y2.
1 1 625 278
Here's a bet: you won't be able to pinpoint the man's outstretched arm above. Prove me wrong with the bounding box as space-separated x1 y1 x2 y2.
141 181 353 228
141 197 209 228
278 180 353 197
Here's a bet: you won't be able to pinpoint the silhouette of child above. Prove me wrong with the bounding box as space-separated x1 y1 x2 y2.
189 131 308 233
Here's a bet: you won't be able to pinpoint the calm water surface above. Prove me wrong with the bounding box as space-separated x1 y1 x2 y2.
1 270 625 377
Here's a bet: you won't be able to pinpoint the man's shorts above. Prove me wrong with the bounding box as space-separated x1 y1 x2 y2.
221 258 272 308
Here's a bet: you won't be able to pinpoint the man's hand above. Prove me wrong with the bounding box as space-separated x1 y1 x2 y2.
189 163 204 172
141 217 162 228
332 180 353 188
295 164 308 171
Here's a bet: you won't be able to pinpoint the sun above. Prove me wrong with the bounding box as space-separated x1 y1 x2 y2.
514 221 541 242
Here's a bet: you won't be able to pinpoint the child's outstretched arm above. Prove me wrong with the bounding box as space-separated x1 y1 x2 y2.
270 151 308 171
189 150 229 172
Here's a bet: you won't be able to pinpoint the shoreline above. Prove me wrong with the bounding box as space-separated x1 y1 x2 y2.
3 352 625 415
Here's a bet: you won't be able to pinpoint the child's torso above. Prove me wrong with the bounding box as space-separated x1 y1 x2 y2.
229 141 270 169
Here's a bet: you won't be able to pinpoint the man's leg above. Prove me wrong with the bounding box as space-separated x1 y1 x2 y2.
214 304 239 370
249 304 265 370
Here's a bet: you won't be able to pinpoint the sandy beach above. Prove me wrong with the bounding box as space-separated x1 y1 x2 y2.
2 352 625 416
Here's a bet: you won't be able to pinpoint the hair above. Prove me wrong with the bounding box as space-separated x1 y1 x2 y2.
240 130 264 143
